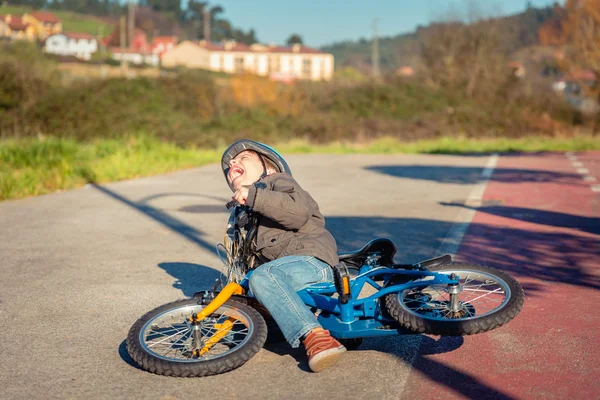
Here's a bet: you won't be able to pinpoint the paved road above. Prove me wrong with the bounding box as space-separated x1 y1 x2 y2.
1 153 500 399
403 151 600 399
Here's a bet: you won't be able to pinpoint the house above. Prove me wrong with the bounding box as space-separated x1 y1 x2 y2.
162 40 334 81
151 36 177 58
23 11 62 39
0 15 36 41
110 48 159 66
160 40 207 69
103 26 150 53
44 32 98 60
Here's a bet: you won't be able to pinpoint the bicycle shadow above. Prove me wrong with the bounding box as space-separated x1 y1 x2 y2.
264 334 517 399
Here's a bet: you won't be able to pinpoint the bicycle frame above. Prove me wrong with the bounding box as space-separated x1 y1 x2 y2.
196 205 459 341
197 261 458 340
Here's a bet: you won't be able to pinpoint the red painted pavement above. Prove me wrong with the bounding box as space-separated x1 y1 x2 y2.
402 152 600 400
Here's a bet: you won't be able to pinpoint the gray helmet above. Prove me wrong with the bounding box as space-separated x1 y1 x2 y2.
221 139 291 191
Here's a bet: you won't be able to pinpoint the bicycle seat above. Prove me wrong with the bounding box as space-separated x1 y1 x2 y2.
338 238 397 266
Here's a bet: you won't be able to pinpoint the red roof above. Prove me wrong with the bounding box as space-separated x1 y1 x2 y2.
199 41 251 52
196 41 325 55
63 32 95 40
267 45 324 54
151 36 177 46
30 11 61 23
8 16 29 31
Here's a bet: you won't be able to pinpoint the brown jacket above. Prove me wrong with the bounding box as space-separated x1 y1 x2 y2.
246 173 338 267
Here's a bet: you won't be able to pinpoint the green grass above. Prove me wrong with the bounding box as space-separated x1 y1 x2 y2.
0 136 220 201
277 135 600 155
0 5 32 15
0 6 114 36
1 134 599 201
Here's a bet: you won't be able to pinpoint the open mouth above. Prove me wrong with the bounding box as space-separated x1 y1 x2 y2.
229 166 244 183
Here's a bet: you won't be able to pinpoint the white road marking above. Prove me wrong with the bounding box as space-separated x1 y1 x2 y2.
565 153 599 194
436 153 499 258
398 154 500 398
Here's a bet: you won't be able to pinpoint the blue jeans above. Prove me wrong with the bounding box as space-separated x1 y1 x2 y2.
248 255 333 348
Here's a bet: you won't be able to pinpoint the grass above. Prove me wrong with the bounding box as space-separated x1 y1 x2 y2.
2 134 599 201
0 5 114 35
277 135 600 154
0 136 220 201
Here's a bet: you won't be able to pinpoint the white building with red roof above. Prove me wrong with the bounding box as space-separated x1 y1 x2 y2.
162 40 334 81
44 32 98 60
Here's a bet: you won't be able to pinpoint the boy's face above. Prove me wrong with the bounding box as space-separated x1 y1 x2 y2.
228 151 265 191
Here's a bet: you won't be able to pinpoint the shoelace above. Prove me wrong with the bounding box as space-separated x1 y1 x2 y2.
304 331 338 357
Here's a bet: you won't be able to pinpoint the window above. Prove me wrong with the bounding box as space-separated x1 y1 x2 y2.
234 56 244 73
302 58 312 79
269 56 280 74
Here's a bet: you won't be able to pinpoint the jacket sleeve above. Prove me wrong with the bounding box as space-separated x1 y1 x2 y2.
246 174 312 230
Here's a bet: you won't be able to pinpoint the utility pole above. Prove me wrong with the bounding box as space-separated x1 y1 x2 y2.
120 15 127 76
127 0 135 49
371 18 380 79
203 8 211 42
98 25 106 78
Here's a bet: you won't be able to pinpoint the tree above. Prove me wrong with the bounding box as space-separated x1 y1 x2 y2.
561 0 600 132
562 0 600 73
285 34 303 46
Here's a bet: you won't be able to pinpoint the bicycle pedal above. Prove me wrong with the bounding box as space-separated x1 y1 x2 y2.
333 263 352 304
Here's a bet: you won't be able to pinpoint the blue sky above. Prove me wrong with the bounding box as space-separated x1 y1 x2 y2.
207 0 560 47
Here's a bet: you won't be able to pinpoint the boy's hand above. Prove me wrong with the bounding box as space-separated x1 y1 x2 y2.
232 186 250 205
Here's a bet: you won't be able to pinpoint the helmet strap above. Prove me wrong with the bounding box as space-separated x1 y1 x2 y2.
257 153 268 181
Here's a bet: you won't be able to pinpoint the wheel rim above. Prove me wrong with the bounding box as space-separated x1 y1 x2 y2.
139 302 254 363
398 269 512 321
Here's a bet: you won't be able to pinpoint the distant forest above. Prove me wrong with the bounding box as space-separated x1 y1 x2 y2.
322 4 562 73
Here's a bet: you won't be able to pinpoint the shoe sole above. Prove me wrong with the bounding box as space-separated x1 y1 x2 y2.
308 346 347 373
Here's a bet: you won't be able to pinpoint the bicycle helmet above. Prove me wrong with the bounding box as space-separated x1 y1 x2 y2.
221 139 291 191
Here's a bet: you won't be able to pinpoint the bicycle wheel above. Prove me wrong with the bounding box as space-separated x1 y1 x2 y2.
127 298 267 377
383 262 524 336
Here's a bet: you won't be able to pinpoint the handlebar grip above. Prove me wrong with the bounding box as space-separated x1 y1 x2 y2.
226 200 240 210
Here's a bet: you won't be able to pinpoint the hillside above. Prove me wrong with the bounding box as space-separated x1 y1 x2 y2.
322 5 559 73
0 5 114 35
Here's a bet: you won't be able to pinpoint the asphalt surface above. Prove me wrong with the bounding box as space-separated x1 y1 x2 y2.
0 154 493 400
402 151 600 399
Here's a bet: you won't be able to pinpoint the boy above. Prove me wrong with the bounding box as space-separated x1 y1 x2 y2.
221 139 346 372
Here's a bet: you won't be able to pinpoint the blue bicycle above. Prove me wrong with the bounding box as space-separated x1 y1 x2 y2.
127 205 525 377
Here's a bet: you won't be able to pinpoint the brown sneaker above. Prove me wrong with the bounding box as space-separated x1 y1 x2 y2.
303 329 346 372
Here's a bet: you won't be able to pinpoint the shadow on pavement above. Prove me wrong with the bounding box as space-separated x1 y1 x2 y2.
327 216 599 292
158 262 221 297
94 183 593 396
366 165 585 186
441 202 600 235
118 340 141 370
92 184 218 254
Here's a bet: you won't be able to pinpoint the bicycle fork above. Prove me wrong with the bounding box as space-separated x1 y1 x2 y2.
189 282 245 356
